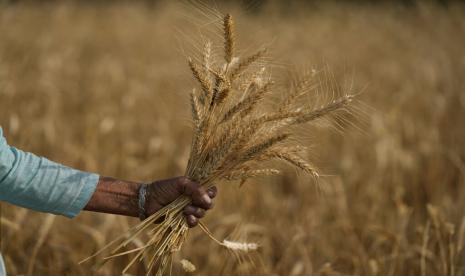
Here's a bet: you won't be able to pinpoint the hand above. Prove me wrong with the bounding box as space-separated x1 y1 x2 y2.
84 176 216 227
145 176 217 227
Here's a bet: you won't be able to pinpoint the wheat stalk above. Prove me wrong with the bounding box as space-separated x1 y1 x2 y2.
188 58 211 105
82 13 357 275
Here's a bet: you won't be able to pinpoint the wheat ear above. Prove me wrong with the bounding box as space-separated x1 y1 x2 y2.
224 13 235 64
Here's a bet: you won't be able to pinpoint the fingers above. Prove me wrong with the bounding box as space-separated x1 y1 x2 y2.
183 206 202 228
178 178 214 210
186 215 198 228
207 186 218 199
178 178 218 228
184 205 206 218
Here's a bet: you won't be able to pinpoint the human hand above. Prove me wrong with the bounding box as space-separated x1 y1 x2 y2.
145 176 217 227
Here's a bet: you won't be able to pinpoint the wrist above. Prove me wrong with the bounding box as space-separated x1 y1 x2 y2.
84 176 142 218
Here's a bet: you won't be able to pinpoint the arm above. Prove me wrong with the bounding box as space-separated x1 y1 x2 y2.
0 127 215 226
84 176 217 227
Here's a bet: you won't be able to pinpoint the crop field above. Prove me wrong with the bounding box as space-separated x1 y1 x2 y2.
0 1 465 275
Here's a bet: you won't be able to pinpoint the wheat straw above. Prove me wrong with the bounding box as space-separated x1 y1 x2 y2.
83 13 356 275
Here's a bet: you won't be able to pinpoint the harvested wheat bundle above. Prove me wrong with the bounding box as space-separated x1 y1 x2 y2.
81 13 356 275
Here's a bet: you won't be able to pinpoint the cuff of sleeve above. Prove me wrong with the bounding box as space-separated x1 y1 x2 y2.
60 173 99 218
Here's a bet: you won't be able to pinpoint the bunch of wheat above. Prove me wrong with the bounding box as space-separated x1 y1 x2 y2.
82 13 355 275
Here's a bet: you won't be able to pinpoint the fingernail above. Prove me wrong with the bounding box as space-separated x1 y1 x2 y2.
202 194 211 205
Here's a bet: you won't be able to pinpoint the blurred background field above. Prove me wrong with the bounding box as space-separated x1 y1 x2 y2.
1 1 465 275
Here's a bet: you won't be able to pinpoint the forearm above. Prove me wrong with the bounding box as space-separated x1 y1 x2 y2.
1 127 215 224
84 176 141 218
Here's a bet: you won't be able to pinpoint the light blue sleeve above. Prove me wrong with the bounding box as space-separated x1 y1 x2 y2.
0 127 99 218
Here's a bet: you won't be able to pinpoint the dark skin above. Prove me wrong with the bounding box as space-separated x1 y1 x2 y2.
84 176 217 227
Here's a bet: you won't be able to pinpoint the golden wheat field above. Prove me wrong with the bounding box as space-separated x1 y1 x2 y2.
1 1 465 275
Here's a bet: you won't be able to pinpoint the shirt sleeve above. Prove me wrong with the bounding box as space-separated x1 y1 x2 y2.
0 127 99 218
